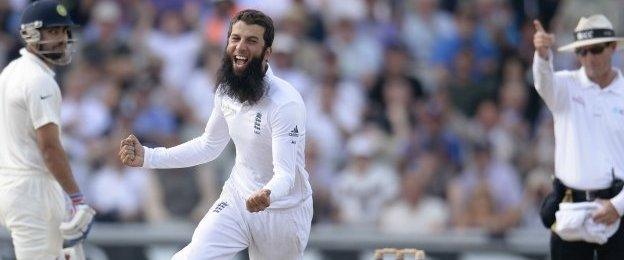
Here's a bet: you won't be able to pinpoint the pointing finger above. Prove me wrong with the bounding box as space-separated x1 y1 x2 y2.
533 19 546 33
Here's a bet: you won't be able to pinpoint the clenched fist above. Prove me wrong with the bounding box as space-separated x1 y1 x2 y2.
246 189 271 213
119 134 144 167
533 19 556 59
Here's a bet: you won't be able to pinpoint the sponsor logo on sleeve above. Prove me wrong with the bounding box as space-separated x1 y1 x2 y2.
288 125 299 137
288 125 299 144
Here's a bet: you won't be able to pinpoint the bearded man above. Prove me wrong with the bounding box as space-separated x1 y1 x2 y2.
119 9 312 260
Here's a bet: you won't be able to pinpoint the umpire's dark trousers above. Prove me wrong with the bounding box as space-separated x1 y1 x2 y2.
544 178 624 259
551 221 624 260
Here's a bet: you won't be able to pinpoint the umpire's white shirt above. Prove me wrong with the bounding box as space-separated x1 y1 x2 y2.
0 48 61 175
143 66 312 208
533 51 624 215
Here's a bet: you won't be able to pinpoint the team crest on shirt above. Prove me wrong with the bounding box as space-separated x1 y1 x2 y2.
254 112 262 134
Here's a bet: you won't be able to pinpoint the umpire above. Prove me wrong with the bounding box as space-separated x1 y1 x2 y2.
533 14 624 259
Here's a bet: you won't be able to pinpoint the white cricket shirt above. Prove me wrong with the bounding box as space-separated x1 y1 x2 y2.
0 49 61 175
143 66 312 209
533 51 624 214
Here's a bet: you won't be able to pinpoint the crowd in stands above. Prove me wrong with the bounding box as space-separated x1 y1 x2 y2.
2 0 620 258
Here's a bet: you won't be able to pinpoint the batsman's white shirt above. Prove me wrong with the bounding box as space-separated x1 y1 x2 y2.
0 49 66 259
143 66 313 259
0 48 62 174
533 51 624 215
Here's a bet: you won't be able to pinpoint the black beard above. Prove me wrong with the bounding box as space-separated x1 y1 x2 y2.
215 53 267 105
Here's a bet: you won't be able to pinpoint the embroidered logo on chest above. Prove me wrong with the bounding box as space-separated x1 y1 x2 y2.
254 112 262 134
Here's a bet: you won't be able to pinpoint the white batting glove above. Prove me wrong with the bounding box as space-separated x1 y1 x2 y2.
60 204 96 247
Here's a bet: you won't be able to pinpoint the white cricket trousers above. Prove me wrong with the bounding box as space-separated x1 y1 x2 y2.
172 184 313 260
0 172 66 260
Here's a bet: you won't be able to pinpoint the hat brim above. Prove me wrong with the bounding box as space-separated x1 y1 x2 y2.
558 37 624 52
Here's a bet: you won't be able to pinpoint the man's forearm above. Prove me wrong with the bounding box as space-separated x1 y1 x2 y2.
41 145 80 195
143 133 229 169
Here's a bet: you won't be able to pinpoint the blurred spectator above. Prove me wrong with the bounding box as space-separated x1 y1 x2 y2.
137 2 202 90
360 0 396 44
271 32 313 97
473 0 520 54
448 141 523 234
202 0 238 46
401 0 456 68
433 7 498 73
405 106 464 198
89 150 150 223
0 0 18 67
130 86 179 147
183 46 220 124
306 55 365 135
238 0 293 21
278 2 326 76
444 48 497 117
368 41 425 113
380 161 450 234
520 165 553 229
370 77 415 143
325 1 382 82
466 99 515 164
82 0 127 50
306 138 339 225
333 131 399 227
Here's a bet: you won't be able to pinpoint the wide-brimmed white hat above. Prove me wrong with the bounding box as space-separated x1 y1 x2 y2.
558 14 624 52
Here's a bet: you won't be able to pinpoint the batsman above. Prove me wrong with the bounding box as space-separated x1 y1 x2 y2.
0 1 95 259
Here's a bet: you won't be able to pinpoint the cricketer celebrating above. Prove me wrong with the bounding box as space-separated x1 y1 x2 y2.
119 9 313 260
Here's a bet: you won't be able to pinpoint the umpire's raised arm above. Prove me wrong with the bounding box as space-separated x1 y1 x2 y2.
532 19 568 112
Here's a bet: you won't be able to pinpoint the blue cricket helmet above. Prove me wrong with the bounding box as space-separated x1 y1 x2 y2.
19 0 76 65
20 0 75 29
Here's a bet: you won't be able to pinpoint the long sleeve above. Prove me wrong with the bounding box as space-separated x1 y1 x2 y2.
263 102 305 202
143 97 230 169
532 50 569 112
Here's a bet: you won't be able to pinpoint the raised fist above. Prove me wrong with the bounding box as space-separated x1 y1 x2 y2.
119 134 144 167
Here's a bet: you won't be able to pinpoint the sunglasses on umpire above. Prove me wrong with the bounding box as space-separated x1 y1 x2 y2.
575 43 611 56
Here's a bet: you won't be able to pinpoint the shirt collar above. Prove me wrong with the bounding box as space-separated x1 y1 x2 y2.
19 48 55 77
578 66 624 95
265 64 274 84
